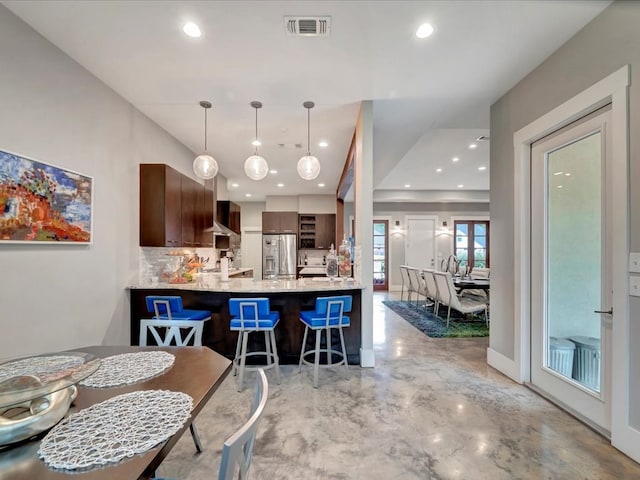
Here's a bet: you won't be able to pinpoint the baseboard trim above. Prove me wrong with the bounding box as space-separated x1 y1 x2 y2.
487 347 522 383
360 348 375 367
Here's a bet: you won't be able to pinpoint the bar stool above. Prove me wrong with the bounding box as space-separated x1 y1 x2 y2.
228 298 281 392
140 296 211 347
140 295 211 453
298 295 352 388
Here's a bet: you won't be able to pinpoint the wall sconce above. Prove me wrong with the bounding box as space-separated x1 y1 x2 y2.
391 220 404 236
437 220 452 236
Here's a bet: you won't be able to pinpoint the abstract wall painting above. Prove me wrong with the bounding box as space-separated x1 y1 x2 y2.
0 149 93 244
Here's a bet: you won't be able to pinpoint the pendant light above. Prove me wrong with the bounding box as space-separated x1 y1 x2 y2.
297 101 321 180
193 100 219 180
244 101 269 180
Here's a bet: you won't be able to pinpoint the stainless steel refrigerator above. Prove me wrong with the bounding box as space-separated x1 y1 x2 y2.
262 234 297 280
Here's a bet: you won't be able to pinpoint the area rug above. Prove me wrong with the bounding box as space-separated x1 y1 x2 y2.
382 301 489 338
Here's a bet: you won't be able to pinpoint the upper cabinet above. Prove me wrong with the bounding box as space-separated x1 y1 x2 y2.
297 213 336 249
262 211 298 234
217 201 241 234
139 164 213 247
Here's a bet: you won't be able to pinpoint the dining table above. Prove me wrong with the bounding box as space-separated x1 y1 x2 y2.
0 345 232 480
453 276 490 296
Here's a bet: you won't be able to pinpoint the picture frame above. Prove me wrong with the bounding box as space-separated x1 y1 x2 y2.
0 148 93 244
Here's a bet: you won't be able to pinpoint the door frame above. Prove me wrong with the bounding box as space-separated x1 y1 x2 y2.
506 65 636 459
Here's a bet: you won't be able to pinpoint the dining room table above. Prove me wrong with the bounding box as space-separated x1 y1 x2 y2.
453 276 490 296
0 345 232 480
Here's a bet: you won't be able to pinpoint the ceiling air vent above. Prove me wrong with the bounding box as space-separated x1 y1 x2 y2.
284 16 331 37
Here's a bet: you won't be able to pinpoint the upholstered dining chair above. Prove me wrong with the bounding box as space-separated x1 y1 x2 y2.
432 271 488 327
406 267 429 307
421 269 439 311
399 265 413 302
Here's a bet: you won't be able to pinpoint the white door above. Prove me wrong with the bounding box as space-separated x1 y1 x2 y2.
241 229 262 280
531 106 612 433
405 216 436 269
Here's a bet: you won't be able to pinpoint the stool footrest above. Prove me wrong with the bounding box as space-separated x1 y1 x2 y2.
300 349 347 368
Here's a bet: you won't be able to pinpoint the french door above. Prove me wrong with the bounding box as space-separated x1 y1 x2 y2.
373 220 388 290
530 106 612 433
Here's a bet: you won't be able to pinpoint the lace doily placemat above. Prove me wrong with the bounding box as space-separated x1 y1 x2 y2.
80 351 175 388
38 389 193 470
0 355 83 384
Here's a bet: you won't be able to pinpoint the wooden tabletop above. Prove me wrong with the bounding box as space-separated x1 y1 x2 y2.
0 345 232 480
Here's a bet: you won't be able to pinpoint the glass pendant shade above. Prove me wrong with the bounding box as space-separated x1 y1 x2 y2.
193 100 218 180
244 154 269 180
297 155 321 180
193 154 219 180
298 101 321 180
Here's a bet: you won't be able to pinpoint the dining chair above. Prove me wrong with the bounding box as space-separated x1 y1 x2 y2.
406 267 429 307
153 369 269 480
422 269 439 311
433 271 488 327
218 369 269 480
140 295 211 452
399 265 413 302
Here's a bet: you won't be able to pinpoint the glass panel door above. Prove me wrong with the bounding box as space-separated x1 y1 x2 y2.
373 220 388 291
531 106 611 432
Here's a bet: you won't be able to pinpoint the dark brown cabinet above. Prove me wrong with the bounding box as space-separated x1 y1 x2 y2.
139 164 214 247
262 211 298 234
297 213 336 249
215 200 241 249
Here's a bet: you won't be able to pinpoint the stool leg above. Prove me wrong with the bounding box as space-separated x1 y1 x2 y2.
270 329 281 385
299 325 309 372
313 328 322 388
264 331 272 367
233 331 243 377
189 422 203 453
238 330 249 392
338 326 349 369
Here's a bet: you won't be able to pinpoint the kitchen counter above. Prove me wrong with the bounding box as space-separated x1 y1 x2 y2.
199 267 253 278
127 278 363 364
298 266 327 275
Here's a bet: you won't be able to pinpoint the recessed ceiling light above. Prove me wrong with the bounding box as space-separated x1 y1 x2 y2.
478 166 487 171
565 173 571 176
404 184 411 188
251 140 261 147
554 171 564 176
231 183 239 188
557 185 563 189
270 169 278 174
183 22 202 38
416 23 434 39
436 168 443 173
245 193 252 197
457 184 464 188
277 183 284 188
452 157 459 162
468 144 477 149
318 141 328 148
318 183 325 188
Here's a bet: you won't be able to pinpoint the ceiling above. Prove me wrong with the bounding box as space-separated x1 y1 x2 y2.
2 0 610 202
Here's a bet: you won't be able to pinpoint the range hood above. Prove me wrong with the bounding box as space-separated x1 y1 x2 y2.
204 220 234 236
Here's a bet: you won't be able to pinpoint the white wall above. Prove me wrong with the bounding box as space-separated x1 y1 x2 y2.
0 7 196 357
238 201 266 229
265 196 297 211
298 195 336 213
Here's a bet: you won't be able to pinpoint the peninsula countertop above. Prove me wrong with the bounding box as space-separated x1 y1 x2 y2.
128 275 363 294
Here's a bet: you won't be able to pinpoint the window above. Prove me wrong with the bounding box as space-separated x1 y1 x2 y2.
454 221 489 268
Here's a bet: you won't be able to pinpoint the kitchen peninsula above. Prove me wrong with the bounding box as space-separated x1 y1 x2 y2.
128 277 363 364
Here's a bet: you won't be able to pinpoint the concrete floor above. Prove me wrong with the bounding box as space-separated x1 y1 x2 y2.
158 292 640 479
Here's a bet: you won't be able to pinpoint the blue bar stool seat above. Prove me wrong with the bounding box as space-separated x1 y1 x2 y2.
229 298 281 392
141 296 210 347
298 295 352 388
140 295 211 453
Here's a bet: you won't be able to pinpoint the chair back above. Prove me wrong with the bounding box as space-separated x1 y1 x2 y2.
399 266 412 292
218 369 269 480
433 271 453 306
472 267 490 278
422 269 438 301
146 295 184 320
315 295 352 328
406 267 426 296
229 298 270 329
